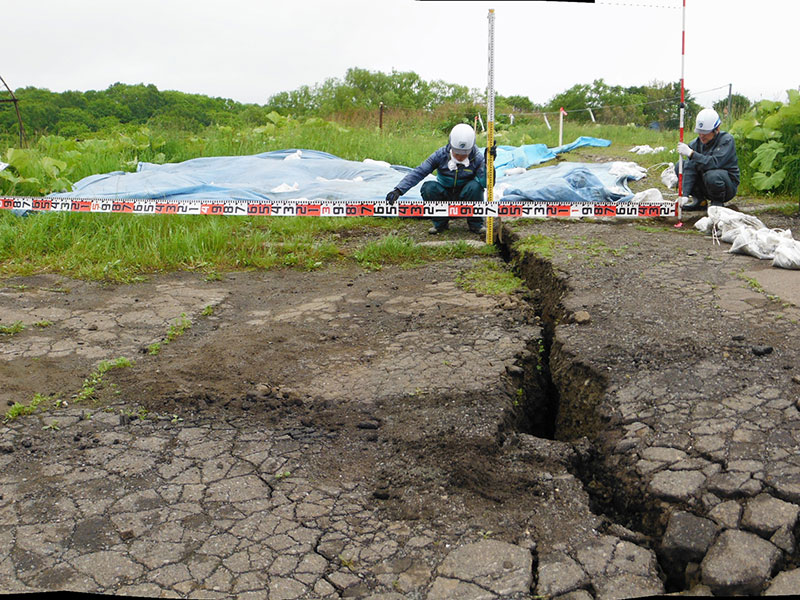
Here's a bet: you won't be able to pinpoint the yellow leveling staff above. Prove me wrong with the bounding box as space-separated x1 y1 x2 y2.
485 8 496 245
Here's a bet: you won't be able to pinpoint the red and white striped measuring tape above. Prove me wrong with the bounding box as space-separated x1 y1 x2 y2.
1 196 680 219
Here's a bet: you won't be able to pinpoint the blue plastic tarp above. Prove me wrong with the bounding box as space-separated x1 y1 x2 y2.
53 149 417 202
493 136 611 177
549 135 612 156
43 137 644 207
499 161 641 203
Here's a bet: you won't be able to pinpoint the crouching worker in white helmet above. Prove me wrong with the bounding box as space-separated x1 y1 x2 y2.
385 123 491 235
675 108 740 211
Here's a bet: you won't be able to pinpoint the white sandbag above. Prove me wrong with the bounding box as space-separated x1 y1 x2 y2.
270 182 300 193
631 188 663 203
773 239 800 269
758 228 792 256
707 205 767 231
630 145 665 155
283 150 303 160
503 167 527 176
661 165 678 189
362 158 391 169
694 216 712 233
729 228 769 259
609 161 648 180
730 227 792 260
719 224 749 244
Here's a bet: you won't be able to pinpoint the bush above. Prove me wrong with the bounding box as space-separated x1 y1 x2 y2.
731 90 800 197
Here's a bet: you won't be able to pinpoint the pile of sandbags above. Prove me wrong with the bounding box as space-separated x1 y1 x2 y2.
695 206 800 269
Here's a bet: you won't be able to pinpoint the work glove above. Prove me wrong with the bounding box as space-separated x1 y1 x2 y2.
385 188 401 205
484 142 497 161
677 142 693 158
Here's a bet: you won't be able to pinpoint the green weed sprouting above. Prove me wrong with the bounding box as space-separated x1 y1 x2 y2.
353 235 485 271
75 357 134 403
121 406 149 421
166 313 191 342
3 393 49 422
148 313 192 356
0 321 25 336
513 234 558 259
456 260 524 295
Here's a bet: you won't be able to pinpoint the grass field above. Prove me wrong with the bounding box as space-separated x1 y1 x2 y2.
1 119 792 283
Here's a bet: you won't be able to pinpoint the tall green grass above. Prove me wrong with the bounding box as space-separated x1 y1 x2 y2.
353 234 491 270
2 122 441 195
0 118 707 282
1 118 681 197
0 212 408 281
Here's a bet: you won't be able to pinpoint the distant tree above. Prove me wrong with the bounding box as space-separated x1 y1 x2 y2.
266 68 478 116
105 83 164 122
59 90 88 110
267 85 317 116
239 104 271 125
86 94 133 122
429 80 475 105
14 87 61 135
714 93 752 122
546 79 643 124
499 94 536 113
56 107 94 134
625 80 700 129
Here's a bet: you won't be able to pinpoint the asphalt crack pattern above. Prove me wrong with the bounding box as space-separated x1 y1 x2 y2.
509 217 800 596
1 263 556 599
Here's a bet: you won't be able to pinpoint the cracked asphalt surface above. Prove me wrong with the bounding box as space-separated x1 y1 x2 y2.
2 206 800 598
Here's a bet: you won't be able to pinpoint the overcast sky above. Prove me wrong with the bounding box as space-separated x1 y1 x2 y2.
4 0 798 111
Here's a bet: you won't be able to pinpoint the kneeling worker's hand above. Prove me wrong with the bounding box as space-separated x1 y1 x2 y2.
385 188 401 205
677 142 693 158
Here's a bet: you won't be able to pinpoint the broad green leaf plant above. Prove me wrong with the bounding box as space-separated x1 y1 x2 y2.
731 90 800 195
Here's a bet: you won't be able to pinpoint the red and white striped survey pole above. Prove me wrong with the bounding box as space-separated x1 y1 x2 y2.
678 0 686 199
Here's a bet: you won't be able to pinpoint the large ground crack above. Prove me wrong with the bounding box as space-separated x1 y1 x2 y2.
499 225 676 591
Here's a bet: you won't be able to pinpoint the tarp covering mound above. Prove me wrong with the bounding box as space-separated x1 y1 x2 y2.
493 135 611 176
497 161 647 203
50 137 648 204
54 149 407 202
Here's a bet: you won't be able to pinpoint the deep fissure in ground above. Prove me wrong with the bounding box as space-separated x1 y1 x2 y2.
501 231 685 591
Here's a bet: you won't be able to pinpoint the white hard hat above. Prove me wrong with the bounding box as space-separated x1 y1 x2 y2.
694 108 721 133
449 123 476 154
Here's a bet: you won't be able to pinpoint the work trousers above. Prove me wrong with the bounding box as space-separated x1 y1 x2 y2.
682 166 738 205
421 179 486 231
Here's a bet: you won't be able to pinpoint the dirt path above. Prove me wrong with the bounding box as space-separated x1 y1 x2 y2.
2 204 800 598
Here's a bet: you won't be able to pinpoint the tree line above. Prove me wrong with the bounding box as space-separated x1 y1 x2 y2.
1 68 752 140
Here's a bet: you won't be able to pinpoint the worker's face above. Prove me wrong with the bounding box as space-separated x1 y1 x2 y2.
697 128 718 145
451 150 470 162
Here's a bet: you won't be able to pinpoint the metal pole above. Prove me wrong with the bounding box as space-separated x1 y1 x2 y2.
379 102 384 131
678 0 686 202
485 8 496 245
0 75 25 148
727 83 733 123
